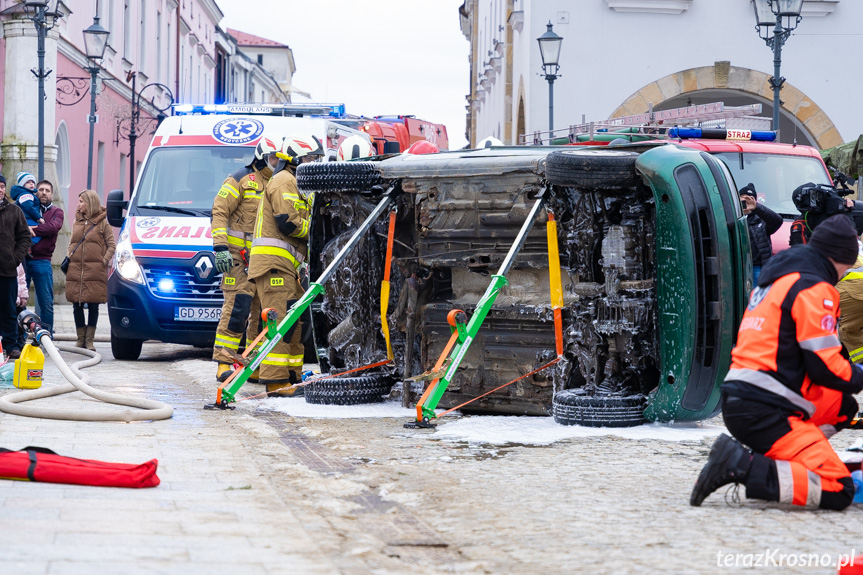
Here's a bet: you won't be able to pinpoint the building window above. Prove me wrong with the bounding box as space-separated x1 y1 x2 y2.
167 19 172 87
97 142 105 199
257 54 263 65
119 153 127 195
123 0 131 58
54 122 71 208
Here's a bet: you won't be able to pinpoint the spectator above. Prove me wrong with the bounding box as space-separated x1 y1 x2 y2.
65 190 115 351
15 264 28 350
24 180 64 336
9 172 44 242
740 183 783 284
0 173 32 359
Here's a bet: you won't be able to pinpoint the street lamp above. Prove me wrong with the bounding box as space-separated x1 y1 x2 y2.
24 0 62 182
83 7 110 189
124 72 174 195
752 0 804 136
537 21 563 137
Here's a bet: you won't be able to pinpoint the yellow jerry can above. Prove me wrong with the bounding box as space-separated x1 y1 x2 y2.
13 343 44 389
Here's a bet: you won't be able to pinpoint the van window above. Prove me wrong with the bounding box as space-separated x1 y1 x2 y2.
714 152 830 217
133 146 250 214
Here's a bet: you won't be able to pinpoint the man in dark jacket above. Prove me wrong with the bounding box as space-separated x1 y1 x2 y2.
739 183 783 284
25 180 64 336
0 175 33 358
691 215 863 510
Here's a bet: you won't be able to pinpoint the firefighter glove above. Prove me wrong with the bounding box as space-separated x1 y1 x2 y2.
215 250 233 274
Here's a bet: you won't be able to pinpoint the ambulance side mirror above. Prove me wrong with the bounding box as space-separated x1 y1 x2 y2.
106 189 128 228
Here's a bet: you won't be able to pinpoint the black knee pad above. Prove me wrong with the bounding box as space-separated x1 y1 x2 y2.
820 476 855 510
227 293 253 333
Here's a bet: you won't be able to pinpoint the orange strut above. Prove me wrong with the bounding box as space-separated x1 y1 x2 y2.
414 328 461 421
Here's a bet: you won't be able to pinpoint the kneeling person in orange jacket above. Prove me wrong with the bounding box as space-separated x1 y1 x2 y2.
691 215 863 510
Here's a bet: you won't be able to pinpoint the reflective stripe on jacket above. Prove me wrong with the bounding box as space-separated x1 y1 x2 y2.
838 261 863 362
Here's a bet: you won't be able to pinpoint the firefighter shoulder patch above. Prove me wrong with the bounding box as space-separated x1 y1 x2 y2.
224 277 236 285
270 278 284 286
218 189 229 198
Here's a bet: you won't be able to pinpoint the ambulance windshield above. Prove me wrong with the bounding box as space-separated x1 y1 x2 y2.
714 152 831 217
133 146 250 214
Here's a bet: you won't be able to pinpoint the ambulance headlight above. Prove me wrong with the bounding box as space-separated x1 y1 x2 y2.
115 231 144 285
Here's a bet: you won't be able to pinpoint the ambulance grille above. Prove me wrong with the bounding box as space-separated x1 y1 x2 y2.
143 264 223 301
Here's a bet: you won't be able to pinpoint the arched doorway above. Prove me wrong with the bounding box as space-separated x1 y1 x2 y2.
611 63 842 148
55 121 71 207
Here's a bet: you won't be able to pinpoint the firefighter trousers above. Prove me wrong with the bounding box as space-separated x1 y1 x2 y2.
721 391 859 510
251 268 304 385
212 262 261 363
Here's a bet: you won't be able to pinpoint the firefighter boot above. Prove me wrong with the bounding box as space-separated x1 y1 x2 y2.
690 434 753 506
75 327 86 348
84 326 97 351
266 371 304 398
216 363 233 382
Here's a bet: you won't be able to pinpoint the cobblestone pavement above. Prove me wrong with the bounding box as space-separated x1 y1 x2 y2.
1 341 862 574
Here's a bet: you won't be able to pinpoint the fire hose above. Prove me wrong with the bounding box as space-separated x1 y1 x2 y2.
0 312 173 422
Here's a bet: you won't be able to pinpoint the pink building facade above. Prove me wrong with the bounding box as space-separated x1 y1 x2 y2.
0 0 292 299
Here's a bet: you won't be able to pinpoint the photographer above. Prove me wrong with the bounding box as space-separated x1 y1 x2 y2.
739 183 783 284
789 182 858 246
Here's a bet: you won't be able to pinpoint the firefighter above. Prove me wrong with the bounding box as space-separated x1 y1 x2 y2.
211 135 282 380
247 134 324 396
837 250 863 362
691 215 863 510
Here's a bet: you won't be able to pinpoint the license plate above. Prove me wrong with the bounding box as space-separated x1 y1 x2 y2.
174 307 222 322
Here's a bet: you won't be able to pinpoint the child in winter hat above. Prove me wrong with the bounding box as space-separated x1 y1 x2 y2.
10 171 44 241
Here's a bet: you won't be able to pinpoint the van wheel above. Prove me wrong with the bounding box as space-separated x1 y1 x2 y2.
111 332 143 361
545 150 639 189
552 390 646 427
304 373 394 405
296 161 384 193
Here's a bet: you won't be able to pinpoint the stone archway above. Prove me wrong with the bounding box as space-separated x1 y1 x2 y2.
611 62 843 149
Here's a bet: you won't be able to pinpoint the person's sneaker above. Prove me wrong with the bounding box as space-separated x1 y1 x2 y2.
690 434 752 507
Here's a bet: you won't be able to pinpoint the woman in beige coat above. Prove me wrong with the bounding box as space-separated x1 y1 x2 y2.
65 190 115 350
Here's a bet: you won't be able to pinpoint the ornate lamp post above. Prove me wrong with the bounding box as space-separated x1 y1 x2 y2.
537 21 563 136
24 0 62 182
753 0 804 136
83 9 110 189
123 72 174 194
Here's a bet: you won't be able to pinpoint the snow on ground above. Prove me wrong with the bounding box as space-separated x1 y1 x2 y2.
263 397 417 419
432 415 727 445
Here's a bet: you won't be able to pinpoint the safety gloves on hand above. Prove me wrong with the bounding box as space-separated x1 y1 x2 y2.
214 249 233 274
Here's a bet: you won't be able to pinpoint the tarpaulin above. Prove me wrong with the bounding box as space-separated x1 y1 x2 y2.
0 447 159 488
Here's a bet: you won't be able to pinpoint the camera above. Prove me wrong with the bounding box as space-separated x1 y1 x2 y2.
791 181 863 236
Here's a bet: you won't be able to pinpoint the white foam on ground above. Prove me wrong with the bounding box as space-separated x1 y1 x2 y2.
263 397 417 419
431 415 726 445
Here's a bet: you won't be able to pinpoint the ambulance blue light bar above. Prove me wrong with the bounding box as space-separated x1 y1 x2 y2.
171 103 347 117
667 127 777 142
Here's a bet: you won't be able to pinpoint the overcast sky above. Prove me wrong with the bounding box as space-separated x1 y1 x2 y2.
216 0 471 149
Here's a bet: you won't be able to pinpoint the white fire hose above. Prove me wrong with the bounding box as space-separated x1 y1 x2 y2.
0 314 173 422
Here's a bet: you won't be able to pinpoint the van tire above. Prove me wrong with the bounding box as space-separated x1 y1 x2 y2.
304 373 394 405
552 390 646 427
296 162 384 193
545 150 639 189
111 332 143 361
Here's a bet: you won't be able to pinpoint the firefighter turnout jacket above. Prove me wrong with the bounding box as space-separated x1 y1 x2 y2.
247 166 310 279
211 164 273 259
837 256 863 363
724 246 863 416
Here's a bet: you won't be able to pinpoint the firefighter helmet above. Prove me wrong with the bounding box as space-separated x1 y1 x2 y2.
254 135 282 161
337 135 374 161
477 136 503 148
278 134 325 164
404 140 439 155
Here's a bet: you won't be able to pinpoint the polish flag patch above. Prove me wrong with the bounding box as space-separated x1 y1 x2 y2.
823 299 834 310
249 174 255 181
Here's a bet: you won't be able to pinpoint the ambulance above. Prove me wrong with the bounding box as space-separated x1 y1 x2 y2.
105 104 369 360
